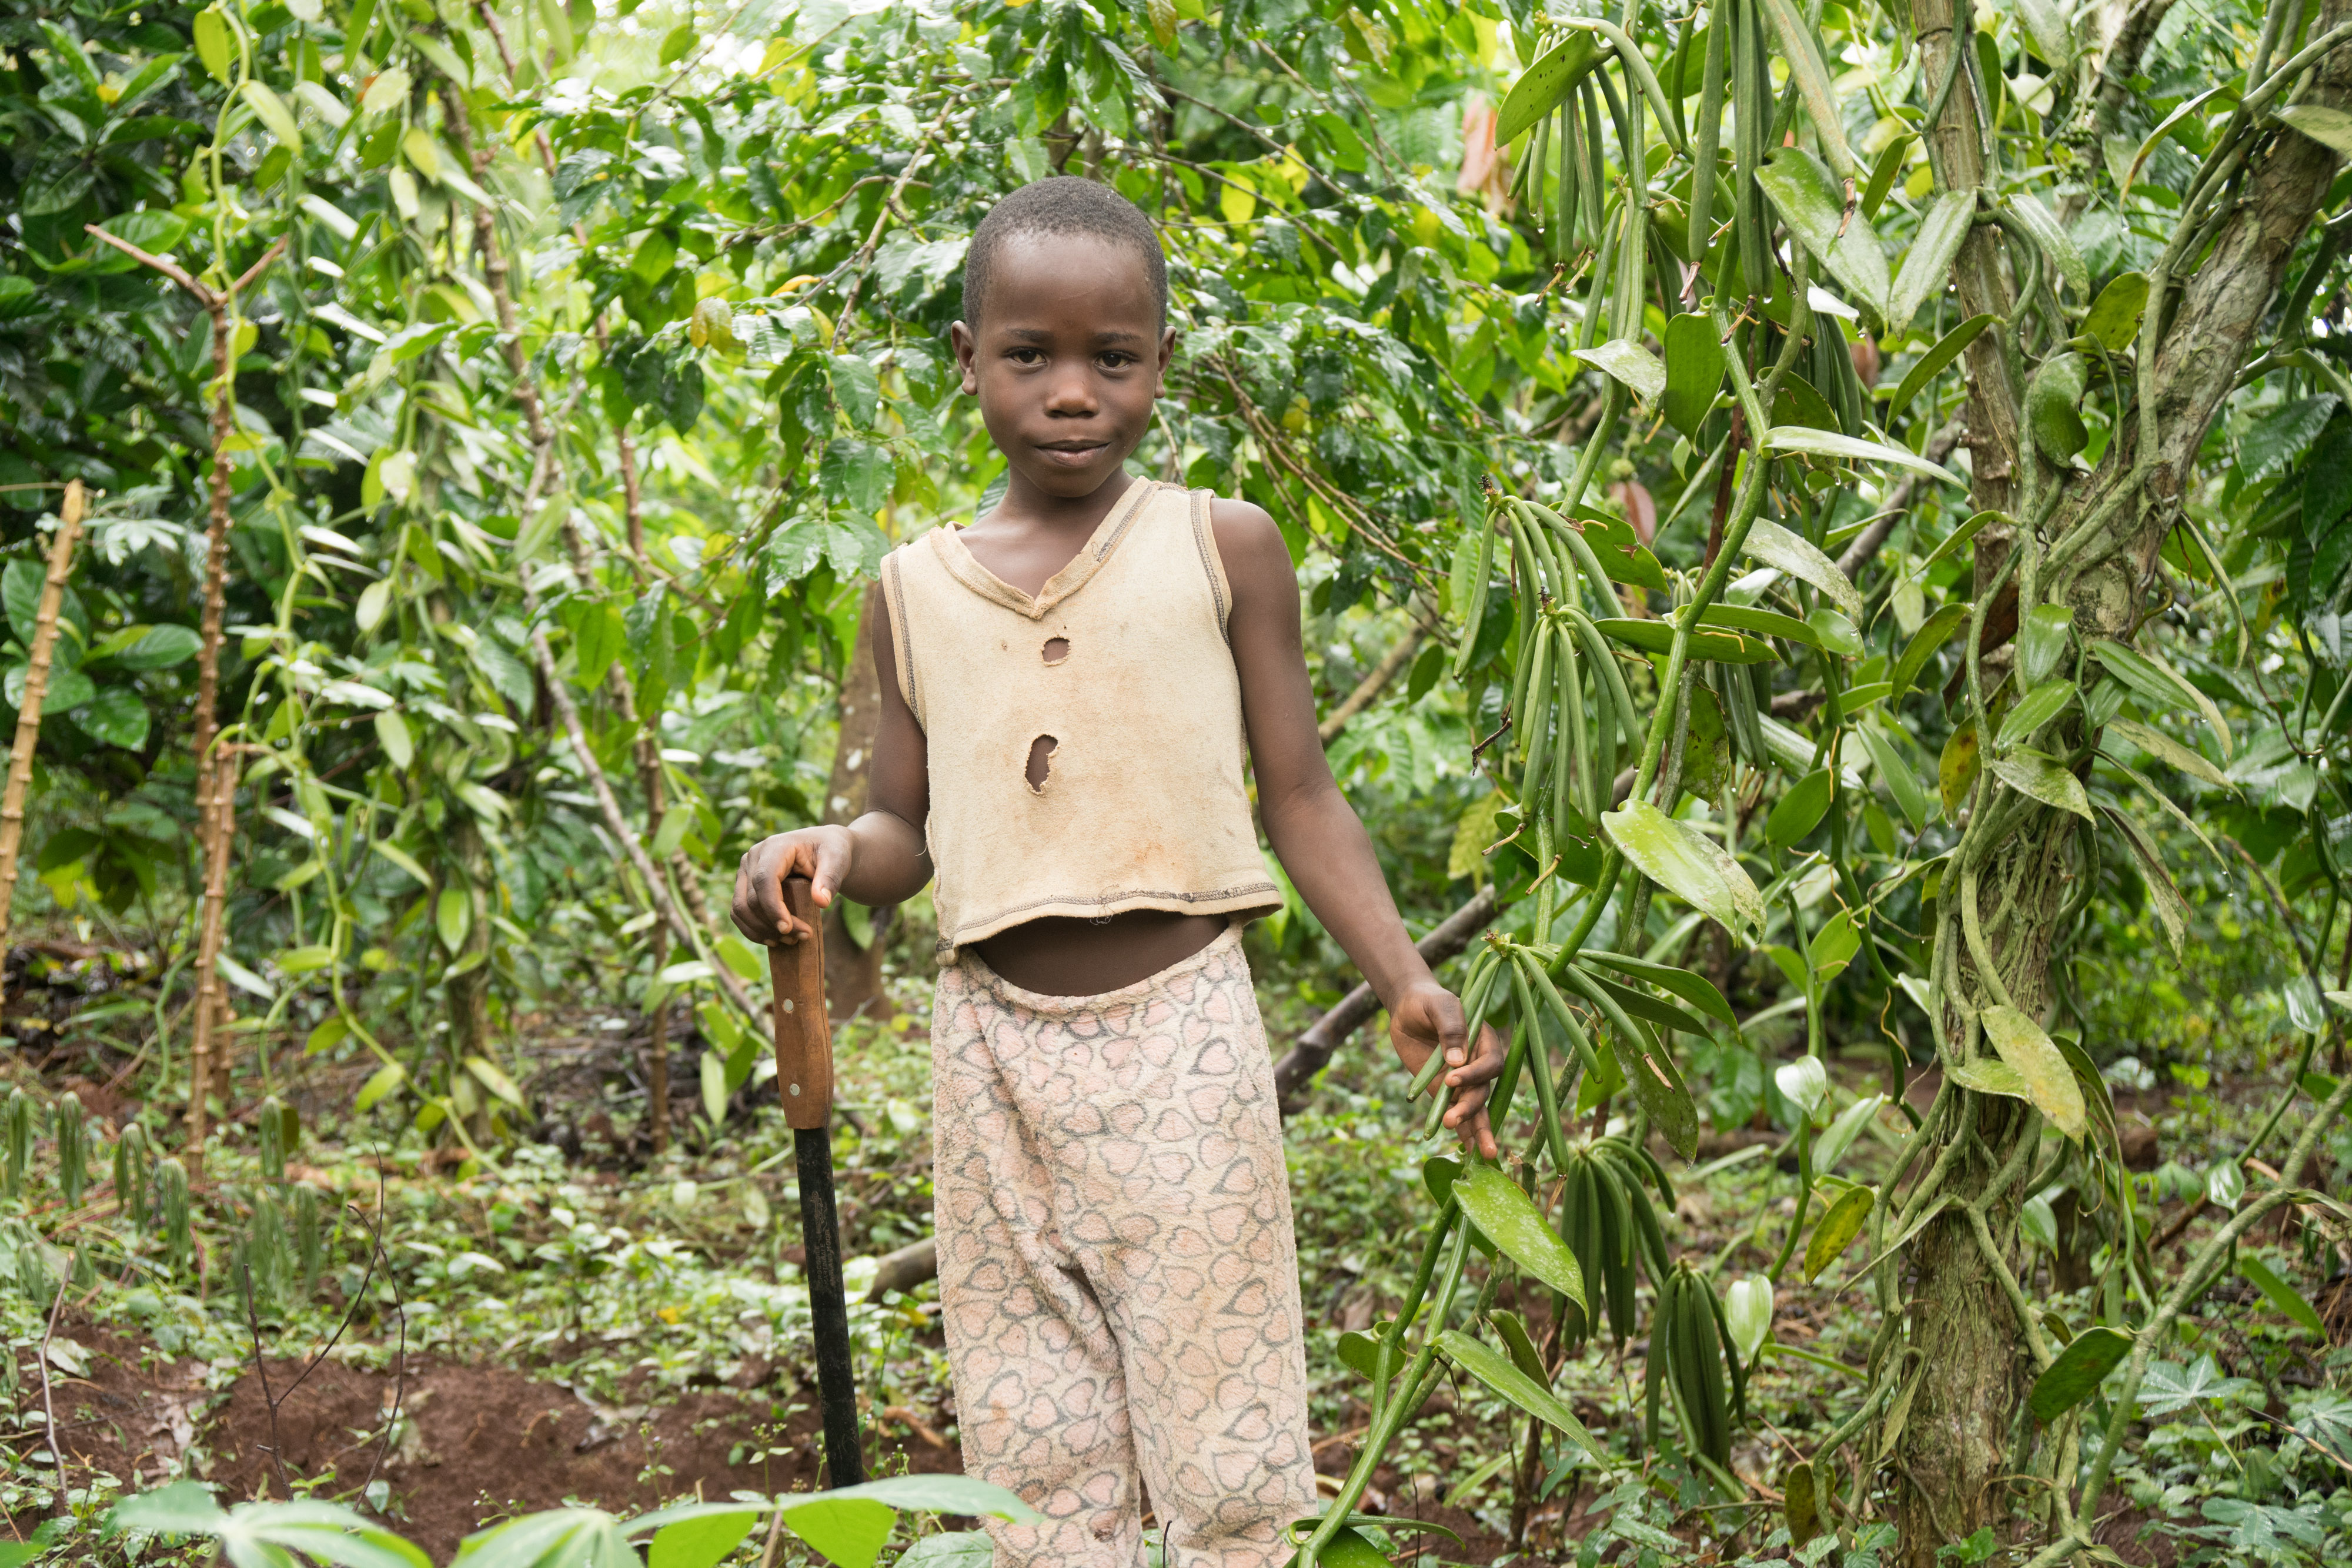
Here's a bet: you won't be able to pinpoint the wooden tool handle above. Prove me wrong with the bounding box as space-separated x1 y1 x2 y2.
769 877 832 1131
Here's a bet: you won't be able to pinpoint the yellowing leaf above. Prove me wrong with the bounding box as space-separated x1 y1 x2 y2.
1981 1004 2087 1138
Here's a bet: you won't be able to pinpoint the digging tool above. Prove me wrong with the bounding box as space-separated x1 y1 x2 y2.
769 875 865 1486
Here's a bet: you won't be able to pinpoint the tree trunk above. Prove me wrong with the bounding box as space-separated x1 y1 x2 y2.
823 581 895 1022
186 295 239 1179
1892 1 2352 1553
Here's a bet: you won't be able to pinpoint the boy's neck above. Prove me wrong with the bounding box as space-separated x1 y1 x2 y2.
987 465 1137 537
965 467 1142 597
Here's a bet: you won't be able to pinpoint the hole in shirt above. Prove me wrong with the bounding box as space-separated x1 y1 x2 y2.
1042 636 1071 664
1025 735 1058 793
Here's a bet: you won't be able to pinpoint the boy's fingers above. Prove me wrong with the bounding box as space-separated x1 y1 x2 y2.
1444 1024 1508 1088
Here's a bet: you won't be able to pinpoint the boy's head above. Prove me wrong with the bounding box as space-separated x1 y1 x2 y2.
953 178 1175 509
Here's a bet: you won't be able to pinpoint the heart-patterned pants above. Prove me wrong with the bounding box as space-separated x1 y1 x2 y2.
931 925 1315 1567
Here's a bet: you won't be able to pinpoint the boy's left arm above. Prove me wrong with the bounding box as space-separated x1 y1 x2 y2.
1214 499 1505 1157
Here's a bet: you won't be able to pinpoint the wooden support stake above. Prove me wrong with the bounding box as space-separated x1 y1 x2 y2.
0 480 87 1005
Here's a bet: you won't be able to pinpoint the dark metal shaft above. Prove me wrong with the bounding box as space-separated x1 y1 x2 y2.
795 1125 864 1486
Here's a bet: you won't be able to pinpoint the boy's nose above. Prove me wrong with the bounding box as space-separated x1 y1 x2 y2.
1043 367 1099 416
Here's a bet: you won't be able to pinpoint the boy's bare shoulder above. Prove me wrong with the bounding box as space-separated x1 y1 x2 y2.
1206 496 1297 591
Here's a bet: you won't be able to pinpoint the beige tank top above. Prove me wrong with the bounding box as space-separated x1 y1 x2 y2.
880 475 1282 959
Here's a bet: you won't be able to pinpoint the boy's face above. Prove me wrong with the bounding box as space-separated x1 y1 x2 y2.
951 233 1175 505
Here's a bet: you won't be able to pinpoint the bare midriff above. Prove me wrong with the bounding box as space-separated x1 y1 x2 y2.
971 908 1227 997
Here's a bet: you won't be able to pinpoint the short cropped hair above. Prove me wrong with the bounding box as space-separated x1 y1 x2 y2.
963 177 1168 329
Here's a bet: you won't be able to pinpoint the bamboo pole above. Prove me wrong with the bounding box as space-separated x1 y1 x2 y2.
0 480 88 1003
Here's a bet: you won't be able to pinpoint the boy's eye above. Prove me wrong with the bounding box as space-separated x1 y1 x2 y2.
1006 347 1044 365
1097 352 1136 369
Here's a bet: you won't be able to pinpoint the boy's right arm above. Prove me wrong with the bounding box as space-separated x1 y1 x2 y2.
731 593 932 945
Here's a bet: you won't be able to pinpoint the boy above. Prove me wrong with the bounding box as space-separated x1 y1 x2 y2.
731 176 1503 1568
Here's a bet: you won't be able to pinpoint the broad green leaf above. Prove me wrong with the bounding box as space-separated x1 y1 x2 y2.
2276 102 2352 156
1948 1055 2032 1101
437 885 472 954
1552 510 1669 592
1857 720 1929 830
1494 31 1604 142
647 1512 758 1568
218 952 275 1000
1981 1005 2087 1138
1756 0 1858 177
1887 314 1994 425
1573 339 1667 402
1861 132 1916 219
2240 395 2338 486
1435 1329 1610 1463
1579 951 1737 1026
2286 974 2326 1034
1601 800 1765 939
1813 1094 1886 1175
354 1062 405 1112
2083 272 2150 350
1785 1458 1821 1547
1699 603 1818 647
2027 1326 2133 1421
897 1534 993 1568
374 708 413 768
2017 603 2076 688
2027 352 2090 463
2007 191 2086 295
111 1481 229 1534
1593 617 1776 663
1299 1527 1395 1567
1663 313 1725 436
1803 1185 1874 1281
1760 425 1965 485
1888 190 1975 331
1987 747 2093 820
71 687 149 750
1765 768 1834 847
1453 1164 1585 1309
1738 518 1861 617
370 838 429 885
193 7 235 83
465 1056 526 1108
1940 717 1980 814
1996 681 2076 751
240 80 302 152
1775 1056 1829 1119
1753 147 1886 317
2099 804 2191 960
1490 1308 1548 1383
2239 1255 2328 1337
1583 970 1713 1037
2015 0 2075 68
2087 640 2231 758
1891 600 1972 697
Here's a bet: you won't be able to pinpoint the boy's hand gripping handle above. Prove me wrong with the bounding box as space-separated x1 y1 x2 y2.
769 877 833 1131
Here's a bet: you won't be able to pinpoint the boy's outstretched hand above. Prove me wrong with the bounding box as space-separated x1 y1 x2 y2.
1389 979 1506 1159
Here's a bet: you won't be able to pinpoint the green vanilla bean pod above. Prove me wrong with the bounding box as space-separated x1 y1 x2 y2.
1703 1273 1749 1422
157 1156 191 1269
1414 950 1502 1100
1522 623 1556 785
1509 954 1574 1172
248 1188 286 1309
1644 1266 1679 1451
1452 507 1499 679
1553 628 1585 847
1527 109 1549 225
1580 78 1607 252
1731 0 1768 302
53 1093 85 1208
1558 1155 1596 1345
1555 104 1576 261
1579 195 1623 352
258 1094 288 1180
1688 15 1728 262
114 1123 148 1231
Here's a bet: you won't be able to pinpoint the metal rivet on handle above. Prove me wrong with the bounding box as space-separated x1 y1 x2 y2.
781 997 795 1014
789 1083 801 1096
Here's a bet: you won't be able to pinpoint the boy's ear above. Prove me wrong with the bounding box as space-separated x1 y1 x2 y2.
1154 324 1177 393
950 320 979 394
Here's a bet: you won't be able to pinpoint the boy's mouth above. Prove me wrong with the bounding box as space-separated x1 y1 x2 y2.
1035 439 1108 466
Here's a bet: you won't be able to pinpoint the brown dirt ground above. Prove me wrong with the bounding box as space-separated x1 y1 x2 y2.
28 1318 1511 1564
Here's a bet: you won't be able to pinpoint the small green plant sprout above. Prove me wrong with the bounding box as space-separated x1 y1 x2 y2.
52 1091 84 1207
258 1094 291 1179
155 1156 191 1269
113 1122 148 1233
3 1088 32 1198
